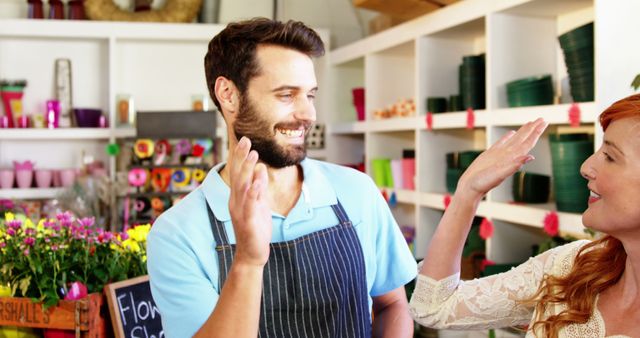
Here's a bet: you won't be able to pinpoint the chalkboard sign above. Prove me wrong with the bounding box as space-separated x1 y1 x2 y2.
105 275 164 338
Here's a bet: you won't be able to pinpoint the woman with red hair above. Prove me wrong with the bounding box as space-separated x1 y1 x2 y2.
409 94 640 337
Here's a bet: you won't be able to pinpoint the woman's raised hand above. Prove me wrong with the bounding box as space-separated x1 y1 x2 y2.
456 118 548 200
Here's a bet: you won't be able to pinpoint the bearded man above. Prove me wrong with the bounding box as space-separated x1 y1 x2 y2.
147 18 417 338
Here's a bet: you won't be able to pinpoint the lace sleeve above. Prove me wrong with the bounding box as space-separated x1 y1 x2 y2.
409 240 590 330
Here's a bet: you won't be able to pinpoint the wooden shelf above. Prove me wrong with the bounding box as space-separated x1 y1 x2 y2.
0 187 65 199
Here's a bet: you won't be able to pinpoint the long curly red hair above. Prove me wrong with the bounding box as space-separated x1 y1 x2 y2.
528 93 640 337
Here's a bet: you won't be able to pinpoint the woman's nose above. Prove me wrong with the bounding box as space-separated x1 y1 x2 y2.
580 154 596 180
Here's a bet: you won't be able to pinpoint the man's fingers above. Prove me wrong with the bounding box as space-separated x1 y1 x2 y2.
229 137 251 179
236 150 259 193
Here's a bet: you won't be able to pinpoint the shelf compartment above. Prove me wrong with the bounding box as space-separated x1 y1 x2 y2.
417 17 486 116
0 36 108 114
488 220 549 264
366 130 415 182
365 40 415 121
414 207 444 259
487 3 595 109
417 128 486 194
330 58 365 124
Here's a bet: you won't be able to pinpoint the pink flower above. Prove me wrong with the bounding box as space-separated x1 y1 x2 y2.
480 259 496 272
51 244 59 251
77 217 95 228
7 219 22 230
56 211 73 222
23 248 29 256
479 218 494 240
23 237 35 246
24 228 35 236
543 211 559 236
443 194 452 209
6 228 15 236
0 242 6 248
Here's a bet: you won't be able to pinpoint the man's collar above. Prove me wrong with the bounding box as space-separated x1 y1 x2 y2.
202 158 337 222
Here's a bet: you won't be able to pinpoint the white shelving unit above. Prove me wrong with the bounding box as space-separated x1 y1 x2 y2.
0 19 224 186
0 19 330 223
325 0 640 264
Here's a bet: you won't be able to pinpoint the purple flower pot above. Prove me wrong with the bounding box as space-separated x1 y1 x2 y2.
73 108 102 127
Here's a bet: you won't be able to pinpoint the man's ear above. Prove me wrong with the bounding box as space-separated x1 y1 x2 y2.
214 76 240 119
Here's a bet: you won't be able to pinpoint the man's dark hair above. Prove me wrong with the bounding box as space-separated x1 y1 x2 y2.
204 18 325 112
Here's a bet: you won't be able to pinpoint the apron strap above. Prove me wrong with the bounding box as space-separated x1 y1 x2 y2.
207 202 230 246
330 200 351 225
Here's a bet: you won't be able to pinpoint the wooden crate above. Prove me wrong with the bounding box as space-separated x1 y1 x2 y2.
0 293 110 338
354 0 459 20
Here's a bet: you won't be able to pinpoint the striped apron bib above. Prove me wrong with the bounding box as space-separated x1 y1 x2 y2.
207 200 371 337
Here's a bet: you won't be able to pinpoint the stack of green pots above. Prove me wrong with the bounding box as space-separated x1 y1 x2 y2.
506 75 554 107
512 171 551 203
426 97 448 113
558 22 594 102
549 133 594 213
445 150 483 193
459 54 485 110
449 95 463 112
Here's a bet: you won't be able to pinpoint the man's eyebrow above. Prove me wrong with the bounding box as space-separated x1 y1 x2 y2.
271 85 318 92
604 139 625 156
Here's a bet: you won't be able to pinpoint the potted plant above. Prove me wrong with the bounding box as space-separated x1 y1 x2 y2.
0 210 150 336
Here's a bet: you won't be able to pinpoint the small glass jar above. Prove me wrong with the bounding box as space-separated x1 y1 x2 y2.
27 0 44 19
48 0 64 19
68 0 85 20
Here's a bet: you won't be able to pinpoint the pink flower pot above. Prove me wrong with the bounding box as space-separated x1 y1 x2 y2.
35 169 53 188
15 169 33 189
0 169 14 189
59 169 76 187
52 169 61 187
43 329 75 338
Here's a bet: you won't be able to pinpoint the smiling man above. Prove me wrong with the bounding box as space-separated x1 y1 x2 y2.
146 18 417 338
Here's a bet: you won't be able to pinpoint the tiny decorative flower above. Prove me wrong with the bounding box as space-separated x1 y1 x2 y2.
543 211 559 237
479 218 494 240
23 237 35 246
7 219 22 230
23 248 30 256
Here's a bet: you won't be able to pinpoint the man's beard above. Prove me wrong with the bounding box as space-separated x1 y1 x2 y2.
233 93 310 168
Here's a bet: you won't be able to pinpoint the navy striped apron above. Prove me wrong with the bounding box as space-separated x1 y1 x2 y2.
207 200 371 337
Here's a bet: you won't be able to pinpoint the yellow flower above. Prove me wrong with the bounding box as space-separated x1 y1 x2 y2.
126 224 150 242
121 238 141 252
4 212 14 222
0 284 11 297
24 219 34 229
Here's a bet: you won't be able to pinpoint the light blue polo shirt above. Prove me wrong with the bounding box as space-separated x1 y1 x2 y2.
147 158 418 338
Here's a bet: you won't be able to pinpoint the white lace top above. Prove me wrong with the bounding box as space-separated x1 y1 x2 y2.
409 240 630 338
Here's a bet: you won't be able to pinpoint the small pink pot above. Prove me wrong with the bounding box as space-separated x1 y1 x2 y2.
59 169 76 187
15 169 33 188
35 169 53 188
0 169 14 189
